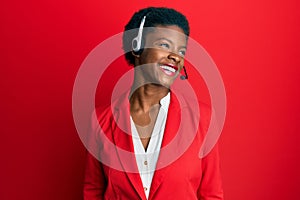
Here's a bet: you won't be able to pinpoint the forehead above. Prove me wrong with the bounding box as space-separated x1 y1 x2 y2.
144 25 187 45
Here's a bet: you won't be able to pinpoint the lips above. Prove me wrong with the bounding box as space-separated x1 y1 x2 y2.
159 63 178 76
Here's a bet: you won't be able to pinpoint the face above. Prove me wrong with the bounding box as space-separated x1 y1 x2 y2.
134 25 187 87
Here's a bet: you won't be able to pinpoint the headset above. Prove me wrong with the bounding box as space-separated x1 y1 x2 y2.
132 16 146 52
132 16 188 80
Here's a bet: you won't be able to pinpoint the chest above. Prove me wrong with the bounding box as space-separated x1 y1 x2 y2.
130 104 161 150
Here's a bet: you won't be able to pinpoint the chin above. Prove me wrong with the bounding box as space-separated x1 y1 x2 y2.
158 75 177 88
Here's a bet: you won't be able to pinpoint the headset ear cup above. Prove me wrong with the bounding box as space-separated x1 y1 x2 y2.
132 38 144 55
132 38 139 52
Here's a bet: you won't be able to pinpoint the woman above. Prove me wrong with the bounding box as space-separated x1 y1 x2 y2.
84 7 224 200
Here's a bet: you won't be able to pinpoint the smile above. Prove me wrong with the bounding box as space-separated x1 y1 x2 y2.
159 64 178 76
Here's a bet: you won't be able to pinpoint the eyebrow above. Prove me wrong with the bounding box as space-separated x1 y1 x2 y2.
155 37 187 49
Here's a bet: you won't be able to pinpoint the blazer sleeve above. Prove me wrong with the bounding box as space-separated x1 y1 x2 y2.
197 144 224 200
83 107 109 200
83 151 107 200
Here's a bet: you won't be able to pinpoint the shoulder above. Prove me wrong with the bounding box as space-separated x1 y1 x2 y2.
170 90 211 120
94 91 130 125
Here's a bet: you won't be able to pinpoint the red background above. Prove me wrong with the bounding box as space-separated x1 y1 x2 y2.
1 0 300 199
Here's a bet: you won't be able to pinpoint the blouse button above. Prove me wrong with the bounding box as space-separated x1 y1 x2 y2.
144 160 148 165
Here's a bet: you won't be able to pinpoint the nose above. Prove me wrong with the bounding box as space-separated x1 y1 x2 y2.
167 52 182 63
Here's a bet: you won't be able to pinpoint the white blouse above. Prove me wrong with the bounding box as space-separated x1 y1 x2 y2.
130 93 170 199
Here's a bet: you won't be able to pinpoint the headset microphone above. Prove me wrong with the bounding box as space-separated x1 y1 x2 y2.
180 66 188 80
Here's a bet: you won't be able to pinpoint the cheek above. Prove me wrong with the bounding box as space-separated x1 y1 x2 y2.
140 50 160 64
181 59 185 66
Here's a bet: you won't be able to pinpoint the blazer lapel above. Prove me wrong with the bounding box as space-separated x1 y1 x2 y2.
149 91 199 199
148 92 181 199
111 93 146 200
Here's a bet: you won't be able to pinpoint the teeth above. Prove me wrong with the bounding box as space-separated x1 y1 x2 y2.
160 65 176 73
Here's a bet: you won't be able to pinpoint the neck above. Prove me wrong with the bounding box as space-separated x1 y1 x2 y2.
130 83 169 113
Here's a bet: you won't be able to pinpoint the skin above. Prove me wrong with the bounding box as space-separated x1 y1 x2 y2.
129 25 187 150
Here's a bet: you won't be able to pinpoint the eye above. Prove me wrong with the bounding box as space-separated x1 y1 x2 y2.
179 50 186 57
158 43 170 49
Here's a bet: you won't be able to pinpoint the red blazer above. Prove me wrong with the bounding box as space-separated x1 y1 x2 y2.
84 91 223 200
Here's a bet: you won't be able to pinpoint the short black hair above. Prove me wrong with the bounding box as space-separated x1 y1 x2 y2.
122 7 190 65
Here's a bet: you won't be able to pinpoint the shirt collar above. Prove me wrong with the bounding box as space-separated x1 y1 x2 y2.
159 92 170 112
